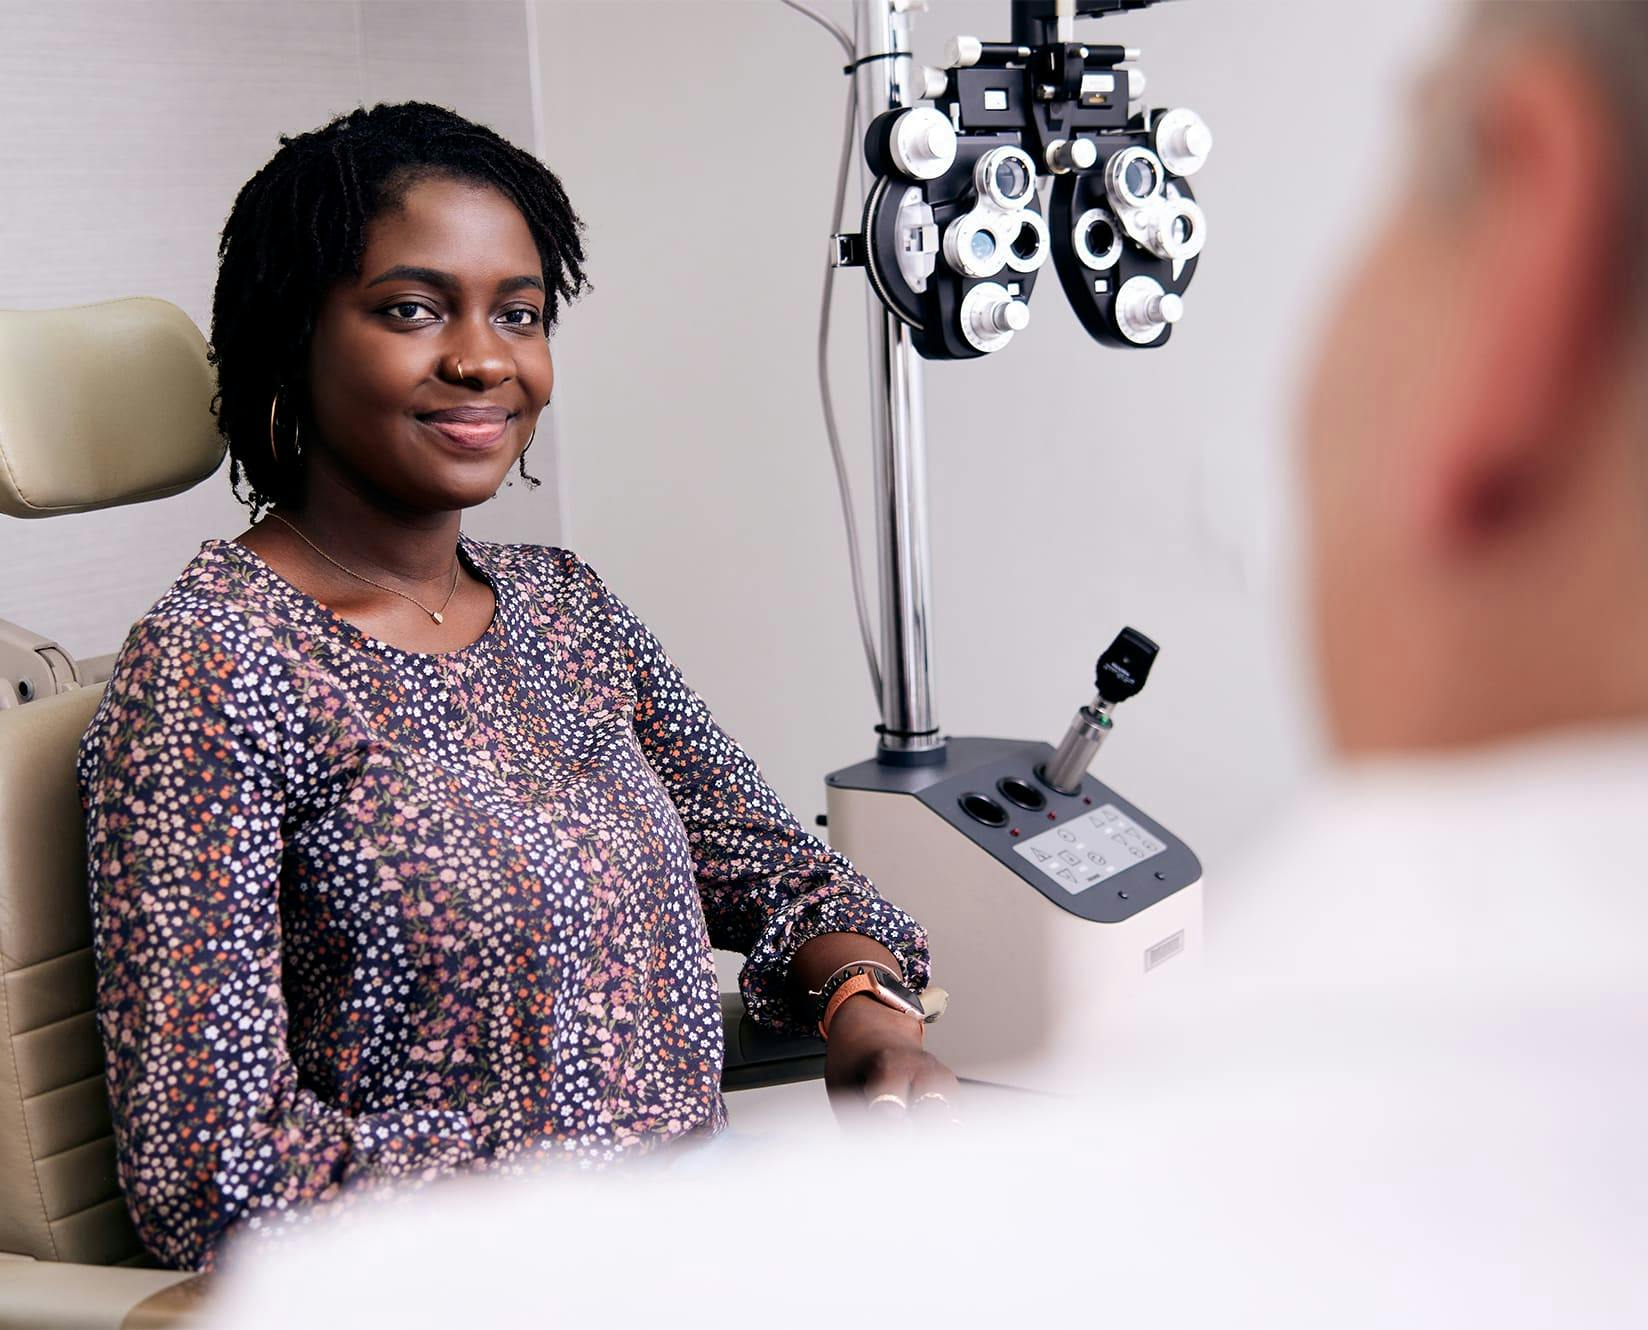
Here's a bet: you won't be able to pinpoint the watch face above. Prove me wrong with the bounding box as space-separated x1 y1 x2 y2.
870 972 924 1019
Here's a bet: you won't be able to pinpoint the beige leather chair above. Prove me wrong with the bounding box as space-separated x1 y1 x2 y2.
0 298 223 1329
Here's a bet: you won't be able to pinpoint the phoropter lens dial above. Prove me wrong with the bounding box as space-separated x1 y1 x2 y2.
1073 207 1123 271
1105 146 1166 215
1143 195 1206 262
942 209 1009 279
1002 207 1049 274
974 146 1038 211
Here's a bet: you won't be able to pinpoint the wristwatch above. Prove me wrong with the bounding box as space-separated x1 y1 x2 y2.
810 960 926 1040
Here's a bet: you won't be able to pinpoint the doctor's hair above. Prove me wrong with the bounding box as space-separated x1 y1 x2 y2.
207 100 591 518
1469 1 1648 297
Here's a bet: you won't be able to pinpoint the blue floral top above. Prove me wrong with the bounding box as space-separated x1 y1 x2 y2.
75 533 929 1271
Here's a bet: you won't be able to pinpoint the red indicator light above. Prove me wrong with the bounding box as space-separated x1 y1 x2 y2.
1010 828 1020 837
1083 796 1092 805
1047 812 1057 820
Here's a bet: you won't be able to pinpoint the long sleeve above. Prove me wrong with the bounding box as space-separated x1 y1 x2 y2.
573 555 931 1035
76 615 491 1272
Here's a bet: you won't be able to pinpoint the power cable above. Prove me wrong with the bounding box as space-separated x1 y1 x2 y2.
782 1 886 706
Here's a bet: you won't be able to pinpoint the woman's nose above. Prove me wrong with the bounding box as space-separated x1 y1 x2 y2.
444 351 512 389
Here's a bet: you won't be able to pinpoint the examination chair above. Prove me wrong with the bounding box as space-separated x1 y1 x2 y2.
0 298 939 1330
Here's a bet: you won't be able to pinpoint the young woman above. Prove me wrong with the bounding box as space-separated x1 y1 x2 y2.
76 101 956 1273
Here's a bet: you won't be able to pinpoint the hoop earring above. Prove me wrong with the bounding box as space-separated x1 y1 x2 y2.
520 427 536 458
268 388 304 465
268 389 284 464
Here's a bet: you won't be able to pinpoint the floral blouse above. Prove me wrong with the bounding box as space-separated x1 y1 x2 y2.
75 533 929 1272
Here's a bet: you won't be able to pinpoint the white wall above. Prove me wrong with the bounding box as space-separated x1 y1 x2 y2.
0 0 559 662
535 0 1456 925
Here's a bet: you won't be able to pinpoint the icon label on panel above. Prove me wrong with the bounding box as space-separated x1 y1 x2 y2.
1013 802 1167 895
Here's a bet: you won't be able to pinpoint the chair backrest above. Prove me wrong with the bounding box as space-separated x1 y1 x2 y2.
0 298 221 519
0 297 223 1266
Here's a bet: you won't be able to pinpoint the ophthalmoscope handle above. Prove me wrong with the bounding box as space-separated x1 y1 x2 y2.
1038 627 1159 795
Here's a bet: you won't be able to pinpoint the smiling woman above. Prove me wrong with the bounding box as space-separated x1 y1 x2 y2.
72 101 950 1275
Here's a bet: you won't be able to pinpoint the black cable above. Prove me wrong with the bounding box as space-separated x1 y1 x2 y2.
842 50 910 76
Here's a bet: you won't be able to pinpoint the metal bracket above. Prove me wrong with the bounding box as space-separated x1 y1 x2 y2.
830 232 868 269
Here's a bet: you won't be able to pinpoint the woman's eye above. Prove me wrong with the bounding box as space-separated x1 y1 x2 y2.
384 301 436 321
499 307 542 327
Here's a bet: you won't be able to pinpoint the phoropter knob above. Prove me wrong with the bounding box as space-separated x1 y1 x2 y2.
1045 138 1099 175
889 107 958 182
1115 276 1183 345
959 282 1030 353
1154 108 1213 177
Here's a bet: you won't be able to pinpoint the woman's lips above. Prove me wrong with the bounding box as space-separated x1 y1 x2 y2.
419 414 512 449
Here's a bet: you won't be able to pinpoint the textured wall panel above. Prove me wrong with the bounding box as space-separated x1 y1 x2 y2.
0 0 561 662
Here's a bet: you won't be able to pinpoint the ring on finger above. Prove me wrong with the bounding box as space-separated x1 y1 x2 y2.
868 1092 908 1110
914 1092 951 1107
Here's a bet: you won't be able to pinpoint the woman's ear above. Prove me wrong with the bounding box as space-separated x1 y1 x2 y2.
1416 40 1628 551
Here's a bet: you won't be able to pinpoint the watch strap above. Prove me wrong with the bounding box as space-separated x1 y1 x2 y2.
817 971 926 1042
818 973 876 1040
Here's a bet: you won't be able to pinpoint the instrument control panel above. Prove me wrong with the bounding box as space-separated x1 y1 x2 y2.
1013 802 1166 893
828 738 1200 925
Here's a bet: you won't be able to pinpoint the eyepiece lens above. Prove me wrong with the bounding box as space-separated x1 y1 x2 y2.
1086 218 1116 256
1124 156 1158 199
970 229 997 261
1011 220 1040 261
995 157 1030 200
1171 214 1193 245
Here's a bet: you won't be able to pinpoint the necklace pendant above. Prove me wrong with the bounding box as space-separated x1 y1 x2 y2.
431 611 444 624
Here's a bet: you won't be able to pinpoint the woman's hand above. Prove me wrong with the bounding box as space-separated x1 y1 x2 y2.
823 994 961 1127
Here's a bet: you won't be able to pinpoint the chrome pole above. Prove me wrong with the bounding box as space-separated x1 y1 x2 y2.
852 0 946 765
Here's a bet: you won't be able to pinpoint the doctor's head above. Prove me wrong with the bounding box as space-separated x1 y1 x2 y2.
1302 2 1648 757
209 101 590 522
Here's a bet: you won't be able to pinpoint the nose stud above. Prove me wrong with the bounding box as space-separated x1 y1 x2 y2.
456 358 465 381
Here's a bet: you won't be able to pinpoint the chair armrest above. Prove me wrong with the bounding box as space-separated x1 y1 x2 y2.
0 1258 205 1330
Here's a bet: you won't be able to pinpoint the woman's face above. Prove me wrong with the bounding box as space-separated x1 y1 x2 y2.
304 172 554 515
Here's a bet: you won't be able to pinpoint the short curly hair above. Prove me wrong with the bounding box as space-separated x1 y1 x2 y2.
208 101 591 518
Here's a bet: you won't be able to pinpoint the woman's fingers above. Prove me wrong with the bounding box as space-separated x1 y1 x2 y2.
859 1047 916 1120
908 1058 963 1124
858 1048 962 1127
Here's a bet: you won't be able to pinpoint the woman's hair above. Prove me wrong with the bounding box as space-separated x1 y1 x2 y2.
209 100 591 518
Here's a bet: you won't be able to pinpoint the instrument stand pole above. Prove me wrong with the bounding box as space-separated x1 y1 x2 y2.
853 0 947 768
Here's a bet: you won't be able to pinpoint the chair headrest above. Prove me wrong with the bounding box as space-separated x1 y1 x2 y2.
0 297 224 518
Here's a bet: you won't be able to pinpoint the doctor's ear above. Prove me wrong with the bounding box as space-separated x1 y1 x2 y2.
1415 37 1632 551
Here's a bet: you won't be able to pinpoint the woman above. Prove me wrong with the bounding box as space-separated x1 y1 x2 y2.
75 101 956 1274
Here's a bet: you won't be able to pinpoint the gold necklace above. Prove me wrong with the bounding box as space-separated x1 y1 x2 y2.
266 512 461 624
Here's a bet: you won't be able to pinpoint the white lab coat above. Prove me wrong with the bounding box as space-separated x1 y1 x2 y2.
205 724 1648 1329
1091 721 1648 1327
